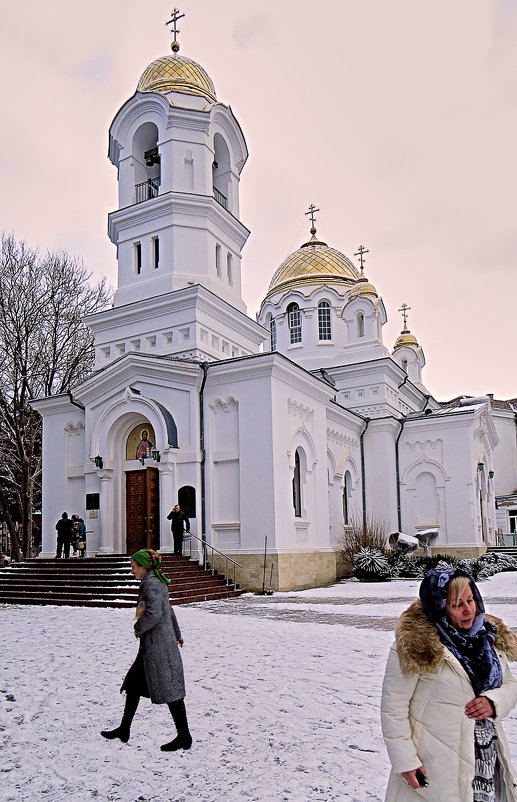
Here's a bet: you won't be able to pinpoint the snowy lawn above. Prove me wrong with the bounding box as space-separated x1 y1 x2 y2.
1 573 517 802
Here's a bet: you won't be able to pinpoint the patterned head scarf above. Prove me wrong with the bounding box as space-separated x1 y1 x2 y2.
131 549 170 585
419 567 502 696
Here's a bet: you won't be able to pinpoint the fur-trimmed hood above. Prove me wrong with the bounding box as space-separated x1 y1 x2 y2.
395 600 517 675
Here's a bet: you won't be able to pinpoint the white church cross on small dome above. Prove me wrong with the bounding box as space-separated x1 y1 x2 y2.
354 244 369 279
398 302 411 332
166 8 185 53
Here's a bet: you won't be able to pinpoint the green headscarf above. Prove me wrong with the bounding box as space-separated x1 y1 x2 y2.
131 549 170 585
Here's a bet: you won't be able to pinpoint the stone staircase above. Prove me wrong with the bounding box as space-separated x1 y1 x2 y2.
487 546 517 558
0 555 245 608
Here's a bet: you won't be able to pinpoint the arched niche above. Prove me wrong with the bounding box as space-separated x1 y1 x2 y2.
132 121 160 195
213 133 231 207
126 423 157 461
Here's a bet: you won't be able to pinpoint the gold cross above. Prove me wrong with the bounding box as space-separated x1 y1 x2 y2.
398 303 411 330
166 8 185 52
354 245 369 274
305 204 319 230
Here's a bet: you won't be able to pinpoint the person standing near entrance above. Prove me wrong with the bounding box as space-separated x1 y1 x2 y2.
167 505 190 556
101 549 192 751
55 512 73 559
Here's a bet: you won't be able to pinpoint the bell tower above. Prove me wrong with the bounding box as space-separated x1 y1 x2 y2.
107 10 249 313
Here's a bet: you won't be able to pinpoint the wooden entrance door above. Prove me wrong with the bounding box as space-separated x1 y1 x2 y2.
126 467 160 554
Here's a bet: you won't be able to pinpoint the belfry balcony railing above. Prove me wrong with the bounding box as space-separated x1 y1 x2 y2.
135 178 160 204
213 187 228 209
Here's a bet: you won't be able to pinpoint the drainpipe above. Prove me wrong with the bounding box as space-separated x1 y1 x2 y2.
199 363 209 544
360 418 370 534
67 390 85 410
395 417 406 532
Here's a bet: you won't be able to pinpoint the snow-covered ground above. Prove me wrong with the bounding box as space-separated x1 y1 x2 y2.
2 573 517 802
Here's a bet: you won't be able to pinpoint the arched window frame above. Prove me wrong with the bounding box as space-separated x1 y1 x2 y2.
343 470 352 525
287 302 302 344
318 300 332 340
293 449 302 517
356 311 365 338
178 485 196 519
269 315 277 351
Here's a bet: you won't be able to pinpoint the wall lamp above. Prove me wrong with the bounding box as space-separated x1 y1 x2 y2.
94 455 104 469
477 462 484 472
152 449 161 463
489 470 495 479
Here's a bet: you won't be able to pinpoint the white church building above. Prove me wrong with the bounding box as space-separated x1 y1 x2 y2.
33 25 517 591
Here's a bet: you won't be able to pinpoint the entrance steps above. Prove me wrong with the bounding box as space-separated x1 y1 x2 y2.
0 555 245 608
487 546 517 557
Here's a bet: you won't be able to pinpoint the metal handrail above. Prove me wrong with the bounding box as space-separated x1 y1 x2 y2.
213 187 227 209
184 532 243 588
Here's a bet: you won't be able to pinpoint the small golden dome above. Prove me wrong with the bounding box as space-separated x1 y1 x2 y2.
349 277 378 299
394 329 419 350
265 239 359 300
137 54 217 104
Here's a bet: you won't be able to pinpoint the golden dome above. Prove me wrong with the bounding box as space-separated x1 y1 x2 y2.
394 329 419 350
137 54 217 104
265 237 359 300
349 277 378 299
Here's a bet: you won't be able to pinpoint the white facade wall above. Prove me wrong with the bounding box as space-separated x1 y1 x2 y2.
492 410 517 496
32 396 87 557
363 418 400 533
399 409 498 549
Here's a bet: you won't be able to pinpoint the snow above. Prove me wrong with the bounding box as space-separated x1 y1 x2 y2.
2 573 517 802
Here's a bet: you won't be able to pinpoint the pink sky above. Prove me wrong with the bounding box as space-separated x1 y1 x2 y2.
1 0 516 399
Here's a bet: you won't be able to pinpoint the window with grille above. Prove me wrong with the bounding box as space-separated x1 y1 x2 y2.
287 303 302 344
270 317 277 351
318 301 331 340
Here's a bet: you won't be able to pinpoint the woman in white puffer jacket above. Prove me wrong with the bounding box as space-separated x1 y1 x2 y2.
381 567 517 801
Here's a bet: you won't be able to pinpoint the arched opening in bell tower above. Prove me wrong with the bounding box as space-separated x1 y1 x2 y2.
212 133 231 210
132 122 161 203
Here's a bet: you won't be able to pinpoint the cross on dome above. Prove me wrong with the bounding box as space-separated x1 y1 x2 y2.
398 302 411 332
305 204 320 237
354 245 369 279
166 8 185 53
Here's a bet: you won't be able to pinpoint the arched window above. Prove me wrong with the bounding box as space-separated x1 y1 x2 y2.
227 253 233 285
287 303 302 344
343 470 352 525
401 358 408 372
178 486 196 519
215 244 221 277
318 301 331 340
269 316 277 351
213 133 231 210
356 311 365 338
132 122 160 203
293 449 302 517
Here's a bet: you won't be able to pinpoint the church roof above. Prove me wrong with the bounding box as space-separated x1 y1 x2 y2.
264 234 359 301
137 54 217 104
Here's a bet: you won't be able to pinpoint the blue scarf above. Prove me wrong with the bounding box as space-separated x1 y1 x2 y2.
419 567 502 697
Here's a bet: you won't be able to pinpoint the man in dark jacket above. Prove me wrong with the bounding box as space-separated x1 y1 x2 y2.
167 505 190 556
55 512 73 559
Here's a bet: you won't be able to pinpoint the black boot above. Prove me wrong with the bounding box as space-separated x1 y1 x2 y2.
101 693 140 744
161 699 192 751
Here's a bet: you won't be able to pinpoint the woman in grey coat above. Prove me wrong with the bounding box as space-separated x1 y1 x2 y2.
101 549 192 751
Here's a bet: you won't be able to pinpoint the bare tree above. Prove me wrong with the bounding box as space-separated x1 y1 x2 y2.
0 233 111 560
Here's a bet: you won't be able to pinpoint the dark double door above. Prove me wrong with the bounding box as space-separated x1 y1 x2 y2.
126 467 160 554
